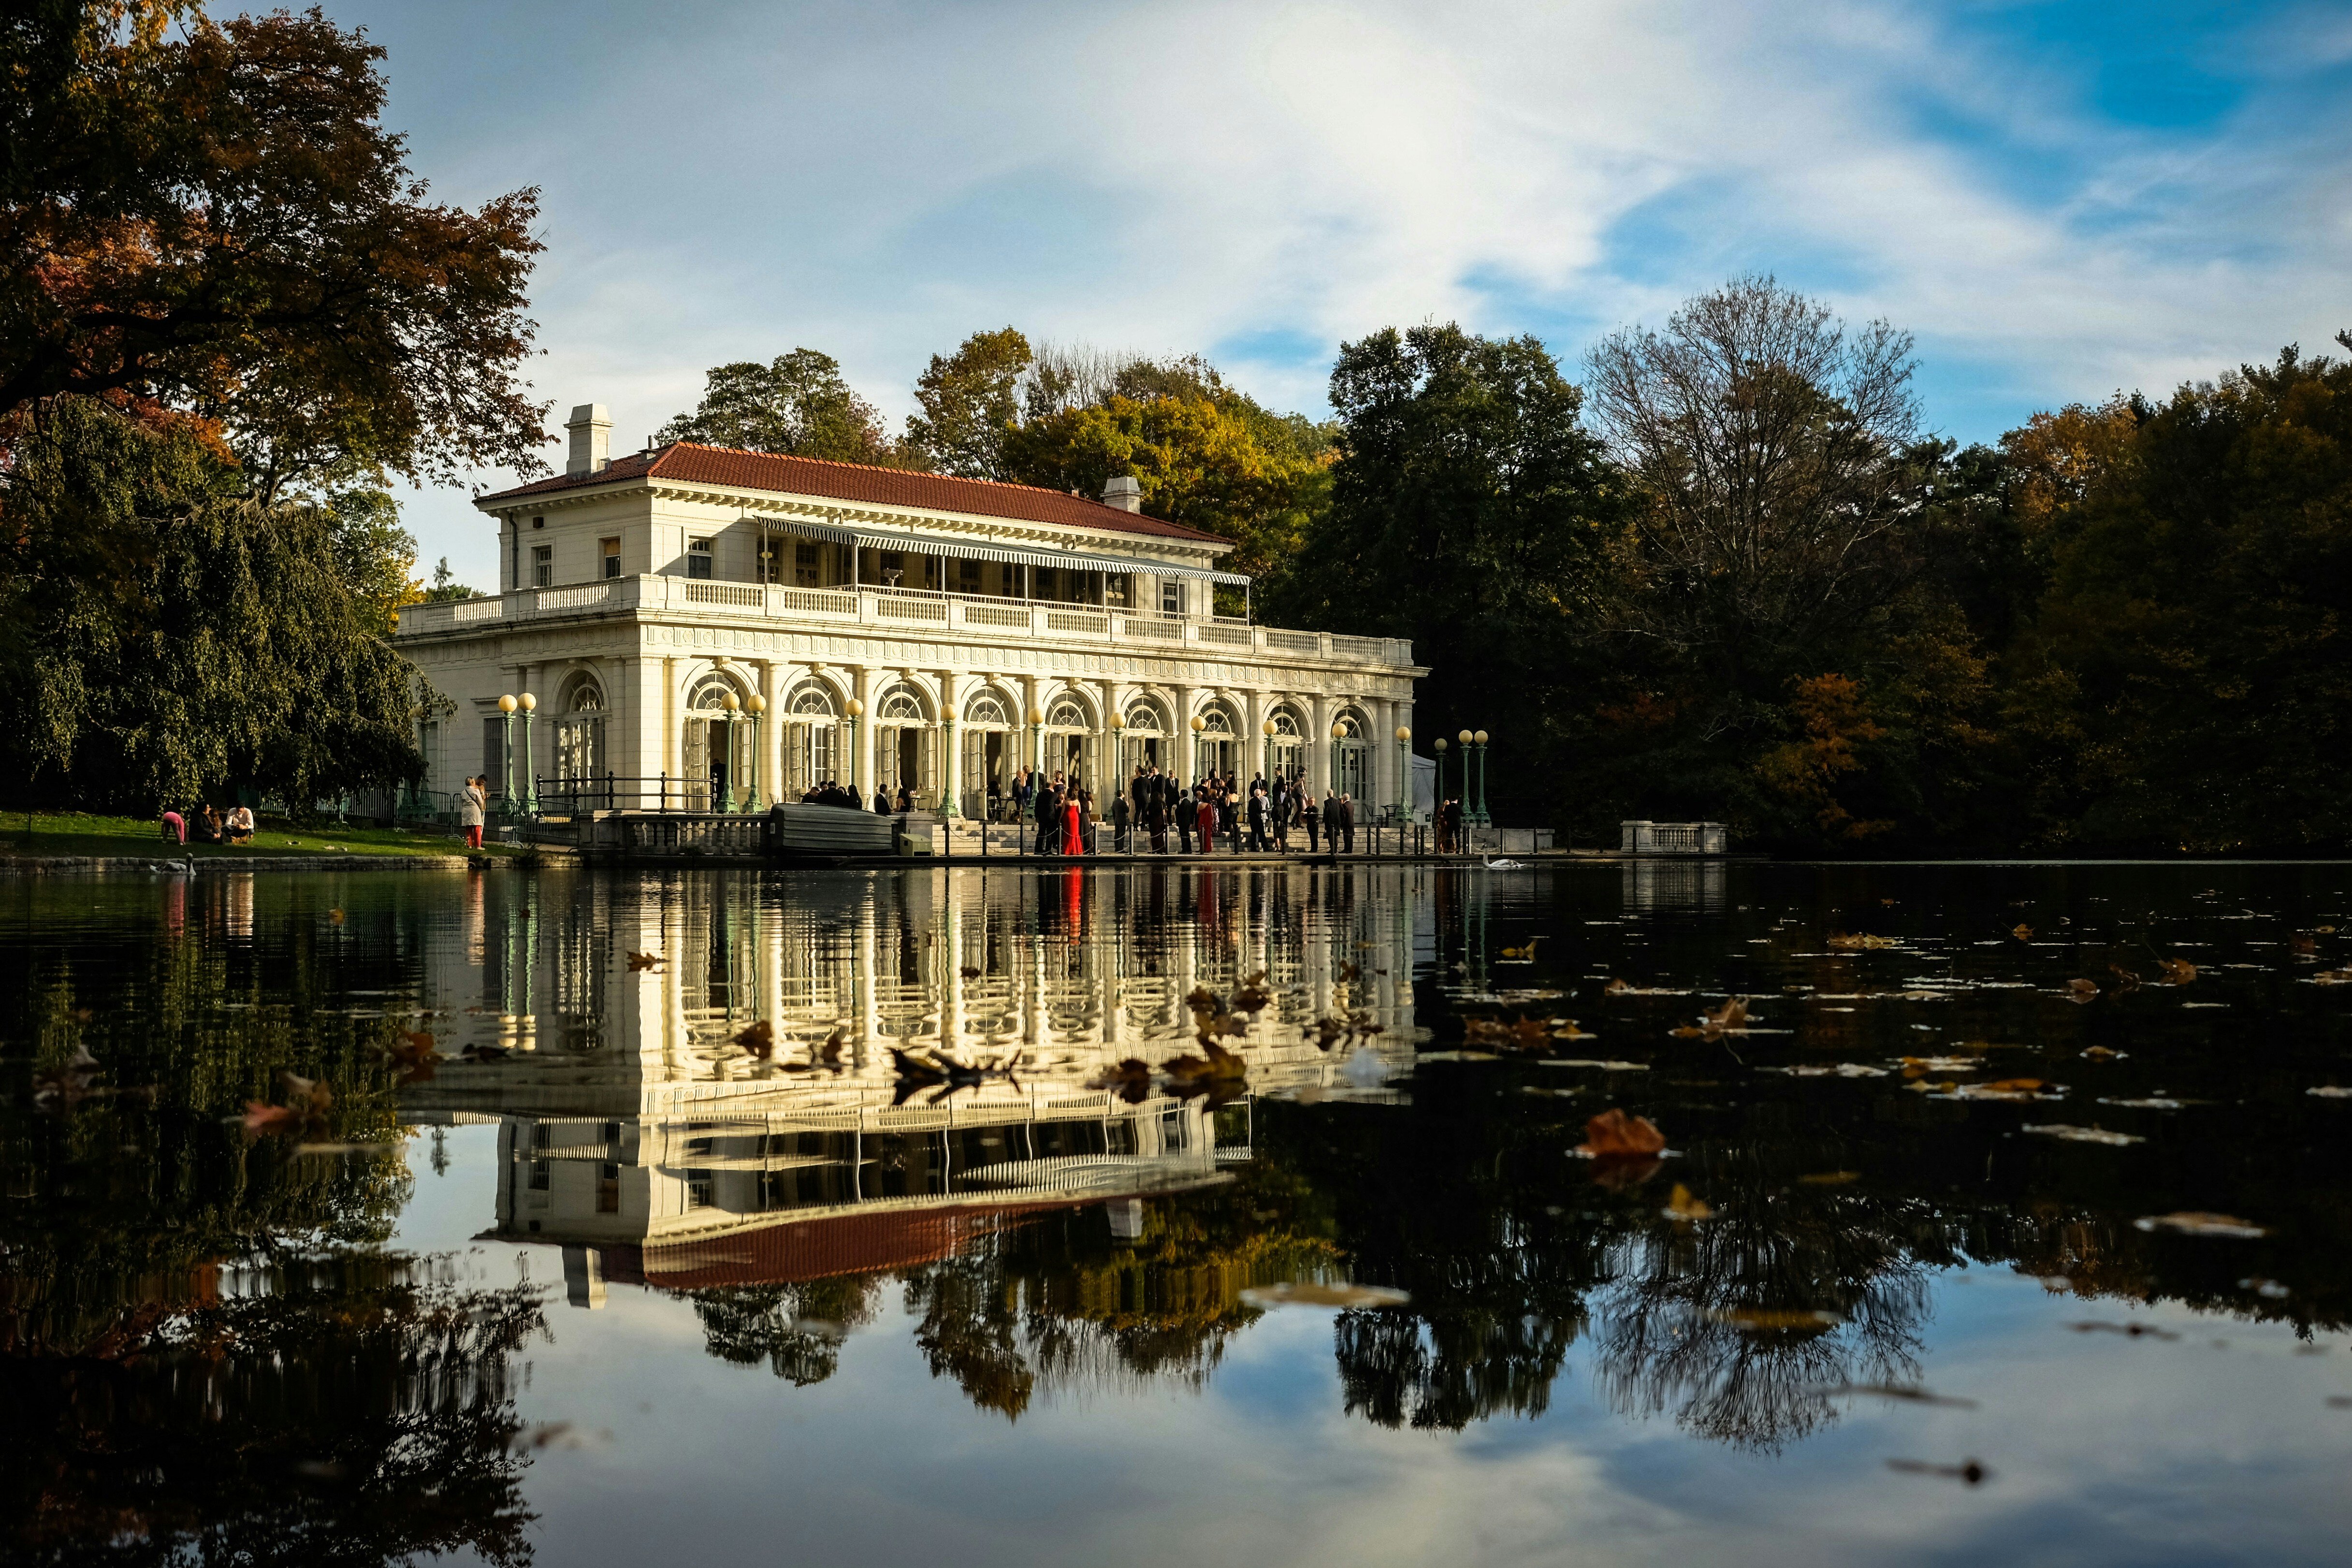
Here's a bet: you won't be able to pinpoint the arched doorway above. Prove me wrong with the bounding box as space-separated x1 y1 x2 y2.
554 670 605 811
1043 694 1094 789
783 682 841 799
961 690 1015 819
1194 704 1237 783
683 673 752 811
1120 697 1167 780
1331 707 1371 805
874 681 933 806
1265 703 1305 785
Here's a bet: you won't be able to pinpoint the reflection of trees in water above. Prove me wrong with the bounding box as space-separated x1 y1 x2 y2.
1 1254 545 1568
1590 1201 1931 1452
693 1277 882 1386
1336 1305 1583 1431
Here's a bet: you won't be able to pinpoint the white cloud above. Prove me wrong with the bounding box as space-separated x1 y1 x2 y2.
350 0 2352 578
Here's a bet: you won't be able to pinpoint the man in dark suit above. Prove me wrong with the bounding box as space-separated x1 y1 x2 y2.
1303 784 1320 853
1338 793 1355 853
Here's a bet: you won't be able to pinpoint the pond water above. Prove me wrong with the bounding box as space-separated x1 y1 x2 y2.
5 860 2352 1566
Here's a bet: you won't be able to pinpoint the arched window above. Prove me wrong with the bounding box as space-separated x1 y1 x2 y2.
561 672 605 714
965 693 1012 728
1199 708 1233 735
1123 701 1164 734
1045 698 1089 730
689 675 741 711
683 673 751 810
877 682 927 724
554 671 606 796
784 683 839 797
873 682 932 805
1270 708 1302 737
1332 706 1372 802
790 685 838 717
1332 711 1364 740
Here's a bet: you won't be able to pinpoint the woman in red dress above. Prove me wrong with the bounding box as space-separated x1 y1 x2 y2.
1196 790 1216 853
1065 791 1085 855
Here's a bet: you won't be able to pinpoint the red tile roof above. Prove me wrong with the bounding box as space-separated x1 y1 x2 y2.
479 443 1227 545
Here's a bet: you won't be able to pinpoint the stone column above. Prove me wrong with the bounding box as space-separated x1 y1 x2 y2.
1171 682 1197 782
1308 693 1332 797
937 669 961 817
1098 677 1118 799
1021 674 1042 776
758 660 783 810
854 665 881 799
1242 688 1266 783
659 657 682 807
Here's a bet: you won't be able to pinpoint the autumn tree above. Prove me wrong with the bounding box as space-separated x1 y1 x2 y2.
905 327 1031 478
0 1 549 499
659 349 909 466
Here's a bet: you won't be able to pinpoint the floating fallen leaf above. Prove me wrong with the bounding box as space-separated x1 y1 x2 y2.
1709 1307 1839 1332
2068 1320 2180 1340
2312 970 2352 986
2013 924 2034 941
1087 1058 1154 1101
2081 1045 2123 1060
1886 1458 1989 1485
1827 933 1901 950
2290 934 2318 955
2307 1086 2352 1099
328 908 346 926
1542 1058 1649 1071
1799 1170 1861 1185
1662 1183 1713 1221
1162 1037 1248 1084
732 1020 774 1059
627 951 664 971
2134 1212 2267 1238
2020 1123 2144 1146
242 1101 300 1134
2107 964 2140 993
1762 1063 1888 1078
1579 1108 1667 1160
1707 997 1749 1030
2155 958 2197 985
2064 978 2100 1003
1821 1384 1976 1408
1239 1281 1410 1310
1605 978 1632 996
2098 1096 2194 1109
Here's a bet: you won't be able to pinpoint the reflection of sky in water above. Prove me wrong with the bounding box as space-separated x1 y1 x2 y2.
7 862 2352 1564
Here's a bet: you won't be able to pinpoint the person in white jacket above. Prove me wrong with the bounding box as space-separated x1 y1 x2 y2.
459 777 487 850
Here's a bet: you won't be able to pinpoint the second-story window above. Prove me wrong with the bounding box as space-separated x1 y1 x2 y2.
796 541 819 587
532 544 552 588
687 537 713 580
1161 578 1185 616
601 537 621 579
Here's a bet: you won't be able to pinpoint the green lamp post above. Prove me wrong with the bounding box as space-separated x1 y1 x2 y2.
1473 728 1491 826
845 697 865 799
718 689 741 812
516 692 539 815
1189 712 1205 780
496 693 518 819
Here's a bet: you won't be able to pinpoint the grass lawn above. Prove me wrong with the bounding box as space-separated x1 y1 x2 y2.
0 811 526 860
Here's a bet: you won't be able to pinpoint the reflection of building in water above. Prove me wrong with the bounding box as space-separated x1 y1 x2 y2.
401 865 1422 1300
1621 857 1728 914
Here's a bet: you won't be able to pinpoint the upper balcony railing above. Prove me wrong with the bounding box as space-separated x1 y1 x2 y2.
395 575 1415 668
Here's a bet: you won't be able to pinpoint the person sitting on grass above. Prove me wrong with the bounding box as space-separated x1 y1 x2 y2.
191 805 223 844
225 805 255 844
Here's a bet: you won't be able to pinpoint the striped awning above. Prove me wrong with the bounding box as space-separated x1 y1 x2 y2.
756 517 1250 586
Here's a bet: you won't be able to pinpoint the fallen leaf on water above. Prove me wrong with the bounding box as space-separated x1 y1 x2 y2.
1827 933 1901 950
327 908 346 926
242 1102 300 1134
2307 1086 2352 1099
2013 924 2034 941
1886 1458 1990 1485
1709 1307 1840 1332
1542 1059 1650 1071
2081 1045 2123 1060
2155 958 2197 985
1762 1063 1888 1078
1799 1170 1861 1185
1240 1281 1410 1310
2064 978 2100 1003
2021 1123 2144 1146
1087 1058 1154 1101
2290 934 2318 955
2069 1320 2181 1339
2108 964 2141 993
732 1020 774 1059
1579 1108 1667 1160
1822 1384 1977 1408
1708 997 1749 1030
627 951 664 971
2312 970 2352 986
2135 1212 2267 1238
1498 936 1544 960
1663 1184 1713 1221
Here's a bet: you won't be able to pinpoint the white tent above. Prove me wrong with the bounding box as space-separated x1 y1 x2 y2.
1410 753 1437 820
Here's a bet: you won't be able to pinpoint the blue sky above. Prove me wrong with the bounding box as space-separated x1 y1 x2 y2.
330 0 2352 584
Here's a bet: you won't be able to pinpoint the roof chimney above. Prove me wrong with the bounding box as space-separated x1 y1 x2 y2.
1102 475 1142 513
566 403 611 477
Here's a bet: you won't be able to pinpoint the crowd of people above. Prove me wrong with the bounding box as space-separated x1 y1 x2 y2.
991 763 1365 856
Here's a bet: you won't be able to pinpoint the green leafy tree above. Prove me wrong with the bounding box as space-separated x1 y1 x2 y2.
905 327 1031 478
659 349 909 466
1273 322 1625 825
327 489 419 638
1 396 421 812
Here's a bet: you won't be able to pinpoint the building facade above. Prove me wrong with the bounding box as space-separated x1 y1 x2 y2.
395 404 1426 817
